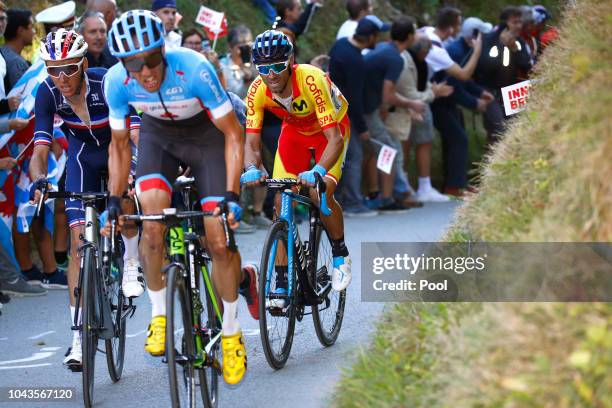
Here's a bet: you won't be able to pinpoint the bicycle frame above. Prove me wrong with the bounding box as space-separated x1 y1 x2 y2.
166 220 223 369
266 189 321 304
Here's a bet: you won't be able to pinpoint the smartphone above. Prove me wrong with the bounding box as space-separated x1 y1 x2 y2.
239 44 251 64
472 28 479 38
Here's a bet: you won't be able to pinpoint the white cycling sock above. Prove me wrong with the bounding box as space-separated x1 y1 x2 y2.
122 234 139 262
148 288 166 317
418 177 432 194
70 305 81 328
221 298 240 336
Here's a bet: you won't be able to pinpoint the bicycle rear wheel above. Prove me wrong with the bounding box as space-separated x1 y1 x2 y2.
200 265 221 408
167 265 205 408
311 223 346 346
81 247 99 408
105 237 127 382
259 221 297 369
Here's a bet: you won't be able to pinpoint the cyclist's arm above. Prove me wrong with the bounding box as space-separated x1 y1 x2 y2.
30 82 54 182
211 112 243 195
244 130 263 169
318 125 344 170
108 128 131 197
29 145 50 183
104 70 133 197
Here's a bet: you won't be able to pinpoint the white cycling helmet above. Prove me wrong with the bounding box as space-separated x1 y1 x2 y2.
39 28 88 61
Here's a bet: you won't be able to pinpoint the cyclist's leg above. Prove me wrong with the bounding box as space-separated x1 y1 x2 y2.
308 118 352 290
187 119 246 384
63 139 106 367
120 141 143 297
135 117 180 356
269 125 313 299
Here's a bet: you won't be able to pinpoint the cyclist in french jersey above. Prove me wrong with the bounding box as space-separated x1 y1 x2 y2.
242 30 353 293
104 10 254 385
28 29 143 372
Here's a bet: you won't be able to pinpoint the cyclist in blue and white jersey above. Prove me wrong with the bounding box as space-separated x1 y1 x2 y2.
28 29 144 371
104 10 255 385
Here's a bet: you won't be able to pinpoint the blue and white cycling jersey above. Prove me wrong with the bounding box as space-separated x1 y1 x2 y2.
104 47 234 130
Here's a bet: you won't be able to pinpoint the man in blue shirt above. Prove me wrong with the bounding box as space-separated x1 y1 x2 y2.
430 17 494 197
363 16 426 212
329 15 383 217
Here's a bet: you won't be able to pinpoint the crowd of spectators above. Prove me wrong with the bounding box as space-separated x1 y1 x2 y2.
0 0 557 308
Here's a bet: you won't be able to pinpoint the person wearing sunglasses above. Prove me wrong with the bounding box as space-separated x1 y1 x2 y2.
242 30 353 294
29 28 144 372
104 10 255 386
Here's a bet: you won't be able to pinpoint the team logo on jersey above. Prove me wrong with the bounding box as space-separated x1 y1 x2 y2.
246 78 262 117
292 99 308 112
91 93 99 102
166 86 183 95
199 68 223 103
306 75 326 114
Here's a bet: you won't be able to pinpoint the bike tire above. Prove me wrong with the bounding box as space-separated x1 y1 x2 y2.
311 222 346 346
167 265 202 408
81 247 98 408
200 265 220 408
258 221 297 369
105 240 127 382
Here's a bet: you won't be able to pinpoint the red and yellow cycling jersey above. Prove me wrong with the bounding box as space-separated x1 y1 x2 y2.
245 64 348 136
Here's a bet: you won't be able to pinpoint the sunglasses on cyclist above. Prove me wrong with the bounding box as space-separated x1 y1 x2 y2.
47 58 85 79
256 61 289 76
122 51 164 73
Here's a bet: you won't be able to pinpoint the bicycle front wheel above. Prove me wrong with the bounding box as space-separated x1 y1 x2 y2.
105 238 127 382
311 223 346 346
259 221 297 369
81 247 99 408
200 264 221 408
167 265 204 408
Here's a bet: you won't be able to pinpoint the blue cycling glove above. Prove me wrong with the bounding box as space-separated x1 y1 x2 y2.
298 164 326 185
240 164 263 185
219 191 242 222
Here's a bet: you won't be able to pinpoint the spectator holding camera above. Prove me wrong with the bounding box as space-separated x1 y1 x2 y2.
219 25 257 99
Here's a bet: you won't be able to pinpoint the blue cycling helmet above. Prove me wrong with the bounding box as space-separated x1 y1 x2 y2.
108 10 165 58
251 30 293 65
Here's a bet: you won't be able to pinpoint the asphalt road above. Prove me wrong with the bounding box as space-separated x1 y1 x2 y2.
0 201 459 408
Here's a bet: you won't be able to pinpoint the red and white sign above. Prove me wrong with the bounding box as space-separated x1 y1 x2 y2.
203 17 228 41
501 80 531 116
196 5 225 32
376 143 397 175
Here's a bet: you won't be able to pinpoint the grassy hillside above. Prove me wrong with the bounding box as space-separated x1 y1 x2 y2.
333 0 611 407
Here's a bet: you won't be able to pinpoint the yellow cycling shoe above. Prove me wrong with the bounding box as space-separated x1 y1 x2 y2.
221 332 247 385
145 315 166 356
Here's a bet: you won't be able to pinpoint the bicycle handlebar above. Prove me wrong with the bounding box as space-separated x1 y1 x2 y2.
123 208 237 250
262 176 332 216
47 191 109 201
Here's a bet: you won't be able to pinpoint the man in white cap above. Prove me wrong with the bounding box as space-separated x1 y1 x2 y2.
35 0 76 34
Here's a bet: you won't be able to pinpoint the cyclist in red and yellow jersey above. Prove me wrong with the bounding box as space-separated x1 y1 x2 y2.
242 30 352 292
